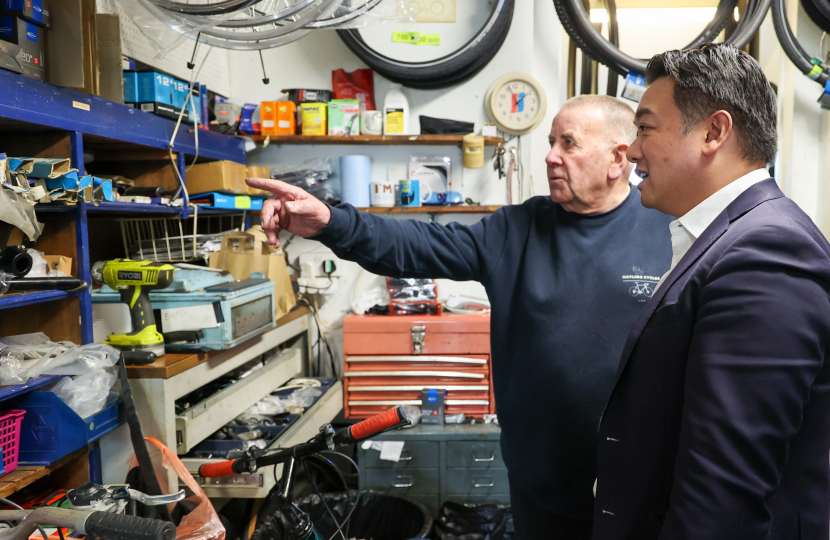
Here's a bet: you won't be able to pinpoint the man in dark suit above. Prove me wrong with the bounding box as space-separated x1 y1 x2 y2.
592 43 830 540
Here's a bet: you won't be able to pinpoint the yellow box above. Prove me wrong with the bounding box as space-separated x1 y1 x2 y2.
300 102 327 136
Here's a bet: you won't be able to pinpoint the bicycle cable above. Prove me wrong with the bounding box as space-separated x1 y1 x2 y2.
301 456 346 540
319 451 361 540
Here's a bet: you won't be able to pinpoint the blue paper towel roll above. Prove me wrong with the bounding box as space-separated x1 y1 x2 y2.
339 155 372 207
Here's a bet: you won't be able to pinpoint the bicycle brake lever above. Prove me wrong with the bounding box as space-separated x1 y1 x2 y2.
127 489 186 506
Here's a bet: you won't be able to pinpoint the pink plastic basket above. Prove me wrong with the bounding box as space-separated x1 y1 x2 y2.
0 410 26 476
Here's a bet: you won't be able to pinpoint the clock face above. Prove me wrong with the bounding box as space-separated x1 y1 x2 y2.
493 81 540 130
486 73 547 135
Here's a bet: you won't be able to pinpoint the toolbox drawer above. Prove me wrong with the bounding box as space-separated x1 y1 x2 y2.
445 493 511 506
363 441 439 470
344 333 489 356
365 468 440 496
183 381 344 499
445 468 510 497
175 348 303 454
446 441 504 469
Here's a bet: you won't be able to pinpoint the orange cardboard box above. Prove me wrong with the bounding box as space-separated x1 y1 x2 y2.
260 101 296 135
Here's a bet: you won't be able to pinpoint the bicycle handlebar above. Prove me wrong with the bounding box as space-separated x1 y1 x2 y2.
199 406 409 478
0 507 176 540
83 511 176 540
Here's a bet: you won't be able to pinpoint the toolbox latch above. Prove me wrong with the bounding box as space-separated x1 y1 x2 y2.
411 326 426 354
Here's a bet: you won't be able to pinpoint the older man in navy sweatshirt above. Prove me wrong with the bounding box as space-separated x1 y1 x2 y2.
248 95 672 540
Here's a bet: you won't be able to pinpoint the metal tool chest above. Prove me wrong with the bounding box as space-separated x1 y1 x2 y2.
343 314 493 419
358 424 508 516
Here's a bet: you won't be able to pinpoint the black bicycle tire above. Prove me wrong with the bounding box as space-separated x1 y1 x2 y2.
555 0 766 75
150 0 260 16
800 0 830 33
336 0 514 89
773 0 830 84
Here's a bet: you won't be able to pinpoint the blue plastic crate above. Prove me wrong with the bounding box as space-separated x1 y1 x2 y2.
15 391 120 465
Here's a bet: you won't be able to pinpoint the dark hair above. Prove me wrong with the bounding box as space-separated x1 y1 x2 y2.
645 43 777 165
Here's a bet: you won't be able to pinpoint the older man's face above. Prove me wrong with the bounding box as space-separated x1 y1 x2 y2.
545 107 620 214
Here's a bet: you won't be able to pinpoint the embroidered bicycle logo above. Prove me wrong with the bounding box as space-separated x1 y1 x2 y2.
622 272 661 299
628 282 654 298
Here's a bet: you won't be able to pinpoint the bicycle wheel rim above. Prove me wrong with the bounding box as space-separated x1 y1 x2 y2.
217 0 320 27
149 0 261 16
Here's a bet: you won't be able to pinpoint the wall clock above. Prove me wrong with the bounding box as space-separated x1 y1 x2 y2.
485 72 547 136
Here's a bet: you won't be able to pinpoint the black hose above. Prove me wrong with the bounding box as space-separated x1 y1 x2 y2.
772 0 830 84
605 0 619 96
118 357 173 523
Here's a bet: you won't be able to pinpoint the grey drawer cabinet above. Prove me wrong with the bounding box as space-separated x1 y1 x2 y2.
358 424 508 516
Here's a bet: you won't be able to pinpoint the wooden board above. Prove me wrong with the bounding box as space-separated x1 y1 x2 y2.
0 448 87 498
247 135 503 147
126 306 310 379
358 206 501 215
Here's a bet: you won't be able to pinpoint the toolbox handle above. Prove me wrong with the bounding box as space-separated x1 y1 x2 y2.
391 476 414 488
473 478 496 488
473 452 495 462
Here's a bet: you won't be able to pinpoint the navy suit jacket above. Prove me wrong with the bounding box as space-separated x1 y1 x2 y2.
593 179 830 540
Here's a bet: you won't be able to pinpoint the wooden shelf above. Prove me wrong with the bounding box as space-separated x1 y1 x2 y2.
358 205 501 214
246 134 504 146
0 448 87 498
126 306 311 379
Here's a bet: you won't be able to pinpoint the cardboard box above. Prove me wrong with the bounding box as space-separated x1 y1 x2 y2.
1 0 49 27
246 165 271 196
261 101 296 135
208 227 296 321
44 255 71 276
133 102 184 122
190 192 256 210
300 102 327 135
123 71 138 103
328 99 360 135
0 16 43 80
185 160 248 195
421 388 446 424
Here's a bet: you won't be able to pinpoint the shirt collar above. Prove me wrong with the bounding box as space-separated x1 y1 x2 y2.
677 168 770 239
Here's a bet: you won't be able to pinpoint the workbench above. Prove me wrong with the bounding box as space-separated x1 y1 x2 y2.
100 306 343 498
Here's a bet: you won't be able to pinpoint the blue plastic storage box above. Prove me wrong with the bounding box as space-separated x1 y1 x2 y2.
15 391 120 465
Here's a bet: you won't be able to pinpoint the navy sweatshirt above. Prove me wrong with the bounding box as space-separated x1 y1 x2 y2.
315 186 672 520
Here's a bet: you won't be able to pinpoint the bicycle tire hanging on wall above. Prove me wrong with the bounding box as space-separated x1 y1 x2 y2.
336 0 515 90
553 0 769 75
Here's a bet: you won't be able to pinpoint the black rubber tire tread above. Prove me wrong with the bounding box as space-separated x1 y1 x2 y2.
555 0 765 75
801 0 830 33
84 512 177 540
774 0 830 84
336 0 514 89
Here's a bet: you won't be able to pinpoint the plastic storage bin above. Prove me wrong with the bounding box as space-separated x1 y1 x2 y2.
15 392 120 466
0 410 25 476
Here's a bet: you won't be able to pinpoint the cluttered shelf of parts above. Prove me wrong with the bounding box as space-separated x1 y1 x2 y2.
246 134 504 146
125 306 311 380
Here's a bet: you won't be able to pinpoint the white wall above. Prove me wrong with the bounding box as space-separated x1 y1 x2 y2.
218 0 830 371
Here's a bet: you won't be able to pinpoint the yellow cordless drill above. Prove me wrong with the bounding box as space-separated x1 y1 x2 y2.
92 259 174 359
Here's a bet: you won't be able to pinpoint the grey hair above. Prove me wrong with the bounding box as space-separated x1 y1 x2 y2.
560 94 637 150
645 43 777 165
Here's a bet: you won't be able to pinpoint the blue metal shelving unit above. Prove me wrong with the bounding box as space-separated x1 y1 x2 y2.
0 71 249 343
0 71 250 483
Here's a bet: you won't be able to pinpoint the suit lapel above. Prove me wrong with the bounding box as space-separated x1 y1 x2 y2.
612 179 784 382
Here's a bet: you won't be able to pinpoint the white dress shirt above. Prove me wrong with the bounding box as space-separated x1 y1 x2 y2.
654 168 770 292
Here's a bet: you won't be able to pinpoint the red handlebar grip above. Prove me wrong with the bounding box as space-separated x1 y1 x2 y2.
350 407 405 441
199 460 237 478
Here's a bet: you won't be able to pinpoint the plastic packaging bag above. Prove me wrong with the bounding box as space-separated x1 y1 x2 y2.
332 68 376 110
270 158 339 204
0 272 11 295
52 371 118 418
129 437 225 540
351 286 390 315
24 248 48 278
434 501 514 540
26 343 120 378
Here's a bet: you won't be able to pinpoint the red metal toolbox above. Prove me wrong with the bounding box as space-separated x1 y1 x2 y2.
343 314 492 418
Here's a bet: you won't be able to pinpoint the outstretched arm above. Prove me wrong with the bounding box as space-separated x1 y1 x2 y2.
247 177 511 283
